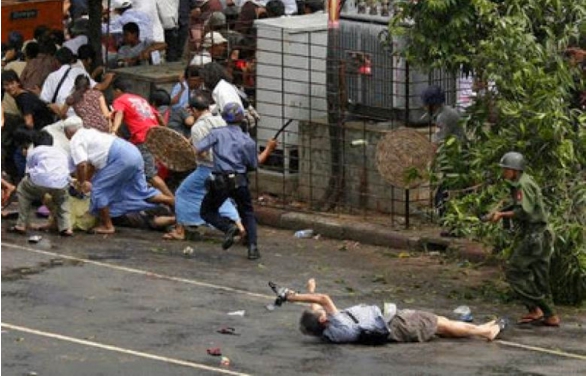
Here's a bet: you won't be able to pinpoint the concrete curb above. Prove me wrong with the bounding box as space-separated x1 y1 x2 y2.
255 206 490 261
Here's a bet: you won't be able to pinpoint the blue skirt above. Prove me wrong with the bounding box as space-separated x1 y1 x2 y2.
175 165 240 226
90 138 159 217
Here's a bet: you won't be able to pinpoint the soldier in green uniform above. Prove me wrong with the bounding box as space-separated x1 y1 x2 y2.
489 152 560 326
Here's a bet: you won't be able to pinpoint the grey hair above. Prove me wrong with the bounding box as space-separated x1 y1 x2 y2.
63 116 84 132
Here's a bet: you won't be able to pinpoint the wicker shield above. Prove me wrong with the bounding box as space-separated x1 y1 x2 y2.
375 128 435 189
145 127 197 172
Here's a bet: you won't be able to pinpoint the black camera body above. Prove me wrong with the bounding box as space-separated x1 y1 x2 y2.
268 281 290 307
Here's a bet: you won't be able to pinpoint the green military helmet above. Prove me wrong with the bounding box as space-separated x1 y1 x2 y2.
499 151 525 171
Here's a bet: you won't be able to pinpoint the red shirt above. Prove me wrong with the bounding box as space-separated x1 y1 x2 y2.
113 93 158 144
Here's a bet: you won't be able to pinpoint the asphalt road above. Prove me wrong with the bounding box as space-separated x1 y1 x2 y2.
2 225 585 375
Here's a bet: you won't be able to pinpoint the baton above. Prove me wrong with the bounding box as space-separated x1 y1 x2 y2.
274 119 294 139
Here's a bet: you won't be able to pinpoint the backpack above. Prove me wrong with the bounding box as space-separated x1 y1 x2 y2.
344 311 390 346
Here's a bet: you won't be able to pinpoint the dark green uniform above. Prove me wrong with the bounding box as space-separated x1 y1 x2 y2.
506 173 555 316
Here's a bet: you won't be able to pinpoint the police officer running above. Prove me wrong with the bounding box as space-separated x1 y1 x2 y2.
489 152 560 327
195 102 277 260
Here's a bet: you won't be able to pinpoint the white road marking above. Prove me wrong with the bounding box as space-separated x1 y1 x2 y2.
3 242 585 362
1 242 273 300
1 323 251 376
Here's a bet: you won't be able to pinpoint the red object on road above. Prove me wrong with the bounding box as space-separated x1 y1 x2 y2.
207 347 222 356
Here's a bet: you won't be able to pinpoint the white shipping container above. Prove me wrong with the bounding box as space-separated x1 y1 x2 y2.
255 13 328 173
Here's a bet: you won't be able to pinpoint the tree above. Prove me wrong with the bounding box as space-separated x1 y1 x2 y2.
321 0 346 211
88 0 104 69
390 0 586 305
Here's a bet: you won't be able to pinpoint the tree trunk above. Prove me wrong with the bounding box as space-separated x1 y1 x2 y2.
87 0 104 69
319 3 346 211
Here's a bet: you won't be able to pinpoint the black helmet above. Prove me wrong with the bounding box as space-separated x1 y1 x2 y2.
499 152 525 171
421 85 446 106
221 102 244 124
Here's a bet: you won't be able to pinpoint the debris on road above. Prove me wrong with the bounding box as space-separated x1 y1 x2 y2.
217 327 240 336
182 246 194 258
294 229 314 238
207 347 222 356
49 258 64 266
453 305 474 322
28 235 42 243
227 310 246 316
220 356 230 366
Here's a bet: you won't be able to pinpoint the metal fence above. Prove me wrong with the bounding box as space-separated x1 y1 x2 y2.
117 9 473 230
248 12 466 229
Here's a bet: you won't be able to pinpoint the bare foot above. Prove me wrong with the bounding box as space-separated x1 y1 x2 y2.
30 223 58 232
2 183 15 207
480 321 500 341
90 226 115 234
162 229 185 240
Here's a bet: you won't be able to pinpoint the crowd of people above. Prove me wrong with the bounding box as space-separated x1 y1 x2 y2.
1 0 330 259
2 1 576 351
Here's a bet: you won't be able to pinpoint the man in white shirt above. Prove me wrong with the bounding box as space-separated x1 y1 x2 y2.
132 0 166 43
40 47 98 118
11 132 73 236
105 0 158 42
212 78 243 112
157 0 181 61
200 62 243 114
65 119 174 234
63 18 89 56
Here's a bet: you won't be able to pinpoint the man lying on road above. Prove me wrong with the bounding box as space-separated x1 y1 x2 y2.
278 278 504 344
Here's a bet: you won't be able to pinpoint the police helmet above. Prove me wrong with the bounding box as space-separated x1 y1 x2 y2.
499 152 525 171
221 102 245 124
421 85 446 106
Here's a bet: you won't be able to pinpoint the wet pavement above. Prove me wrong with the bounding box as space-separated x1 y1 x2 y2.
2 224 585 375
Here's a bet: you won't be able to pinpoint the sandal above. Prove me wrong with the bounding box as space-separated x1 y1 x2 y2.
517 315 544 324
497 318 508 330
539 315 561 327
59 229 74 237
517 308 544 324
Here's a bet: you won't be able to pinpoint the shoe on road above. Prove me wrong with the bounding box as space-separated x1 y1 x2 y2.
247 244 261 260
222 225 239 250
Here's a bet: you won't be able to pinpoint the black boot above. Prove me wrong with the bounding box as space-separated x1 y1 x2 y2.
247 244 261 260
222 225 239 250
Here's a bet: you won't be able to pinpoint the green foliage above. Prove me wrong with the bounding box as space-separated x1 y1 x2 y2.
391 0 586 305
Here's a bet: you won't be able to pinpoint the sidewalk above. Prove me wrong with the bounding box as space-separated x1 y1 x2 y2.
255 206 489 262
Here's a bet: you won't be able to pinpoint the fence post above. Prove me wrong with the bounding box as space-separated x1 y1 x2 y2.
405 188 410 229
